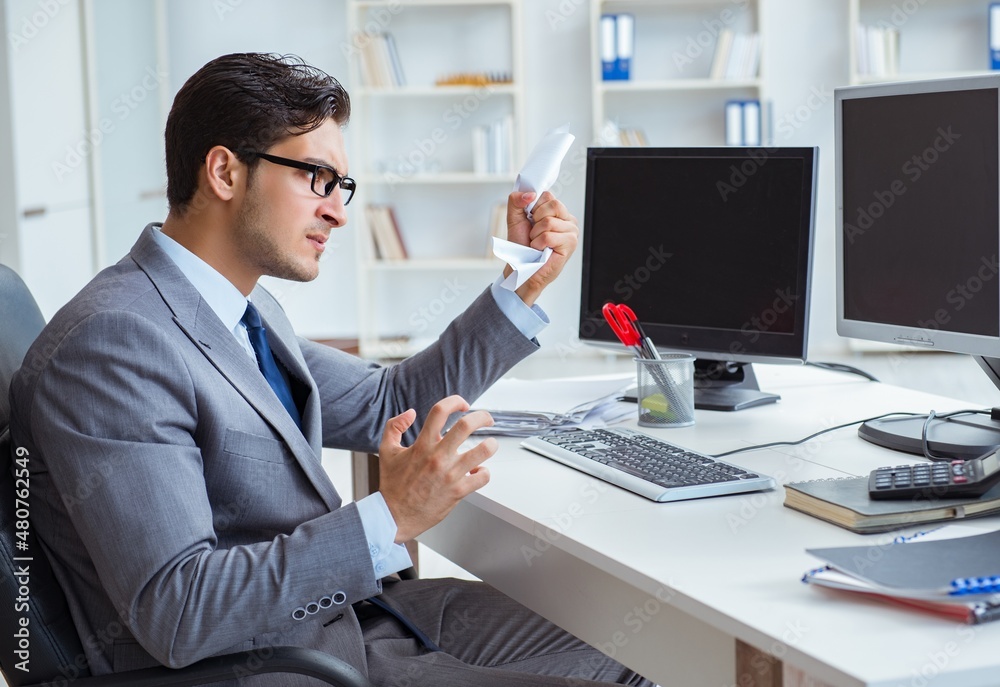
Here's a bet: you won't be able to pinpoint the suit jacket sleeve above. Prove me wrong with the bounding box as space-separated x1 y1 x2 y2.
296 285 540 452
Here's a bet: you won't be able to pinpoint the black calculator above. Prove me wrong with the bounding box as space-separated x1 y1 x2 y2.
868 450 1000 500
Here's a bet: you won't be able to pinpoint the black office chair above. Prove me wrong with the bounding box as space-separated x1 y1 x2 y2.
0 264 372 687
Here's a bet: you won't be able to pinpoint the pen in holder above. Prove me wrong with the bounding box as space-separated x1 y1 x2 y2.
635 354 696 428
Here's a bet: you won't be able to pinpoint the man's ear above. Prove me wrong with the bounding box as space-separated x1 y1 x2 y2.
202 146 245 202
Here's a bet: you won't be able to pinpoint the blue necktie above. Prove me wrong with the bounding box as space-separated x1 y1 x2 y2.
242 302 301 429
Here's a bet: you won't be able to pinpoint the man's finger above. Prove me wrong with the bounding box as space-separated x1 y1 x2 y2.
454 436 498 475
418 395 471 444
380 408 416 454
440 410 495 454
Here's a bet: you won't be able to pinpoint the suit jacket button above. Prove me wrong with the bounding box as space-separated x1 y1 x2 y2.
319 595 333 609
292 607 307 621
332 591 347 605
306 602 320 615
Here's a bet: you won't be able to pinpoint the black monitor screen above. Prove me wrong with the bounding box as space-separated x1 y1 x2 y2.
841 88 1000 337
580 148 816 362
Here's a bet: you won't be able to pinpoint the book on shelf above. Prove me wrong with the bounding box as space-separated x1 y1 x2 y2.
598 120 647 147
854 24 900 78
711 30 759 81
473 113 515 175
355 31 405 88
600 14 633 81
802 527 1000 624
364 203 408 260
783 475 1000 534
724 99 762 146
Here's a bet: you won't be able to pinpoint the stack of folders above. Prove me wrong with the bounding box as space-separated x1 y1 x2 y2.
466 374 634 437
803 527 1000 624
599 14 633 81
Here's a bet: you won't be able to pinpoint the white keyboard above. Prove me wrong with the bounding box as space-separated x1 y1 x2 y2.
521 428 775 503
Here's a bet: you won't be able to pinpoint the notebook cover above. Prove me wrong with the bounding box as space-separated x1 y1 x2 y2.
783 477 1000 533
808 529 1000 592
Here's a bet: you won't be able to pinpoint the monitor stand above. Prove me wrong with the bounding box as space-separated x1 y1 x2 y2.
693 360 780 412
857 355 1000 461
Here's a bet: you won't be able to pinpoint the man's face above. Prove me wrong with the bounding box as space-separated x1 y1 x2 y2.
234 118 349 283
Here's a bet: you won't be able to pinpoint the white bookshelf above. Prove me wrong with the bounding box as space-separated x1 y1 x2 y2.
848 0 997 85
590 0 765 146
346 0 525 359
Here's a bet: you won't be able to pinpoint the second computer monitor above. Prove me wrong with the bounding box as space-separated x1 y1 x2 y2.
579 146 819 411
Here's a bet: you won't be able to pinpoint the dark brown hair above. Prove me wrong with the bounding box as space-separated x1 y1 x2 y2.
164 52 351 213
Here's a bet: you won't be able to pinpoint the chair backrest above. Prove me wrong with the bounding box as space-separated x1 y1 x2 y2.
0 264 93 685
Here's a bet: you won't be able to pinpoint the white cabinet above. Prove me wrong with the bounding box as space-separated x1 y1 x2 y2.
2 0 95 319
848 0 997 84
346 0 526 359
590 0 765 147
85 0 169 266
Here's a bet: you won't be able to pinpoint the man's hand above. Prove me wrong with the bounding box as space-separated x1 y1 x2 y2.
503 190 579 307
378 395 498 543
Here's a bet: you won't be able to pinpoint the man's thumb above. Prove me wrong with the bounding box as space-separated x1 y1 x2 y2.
383 408 417 448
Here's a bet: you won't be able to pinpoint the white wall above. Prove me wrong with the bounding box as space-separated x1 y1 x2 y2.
2 0 872 354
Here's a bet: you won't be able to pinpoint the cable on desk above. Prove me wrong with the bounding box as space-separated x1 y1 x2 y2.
806 361 880 383
713 408 992 459
919 409 994 462
711 411 921 458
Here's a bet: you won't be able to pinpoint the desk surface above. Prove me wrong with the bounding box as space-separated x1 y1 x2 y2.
419 363 1000 687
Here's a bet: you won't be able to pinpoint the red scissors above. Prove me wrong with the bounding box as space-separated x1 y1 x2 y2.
602 302 642 350
602 302 659 359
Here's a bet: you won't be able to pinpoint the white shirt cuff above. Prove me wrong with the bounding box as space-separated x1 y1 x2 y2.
355 493 413 578
490 276 550 341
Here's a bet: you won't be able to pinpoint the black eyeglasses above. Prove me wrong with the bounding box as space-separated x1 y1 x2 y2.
238 150 356 205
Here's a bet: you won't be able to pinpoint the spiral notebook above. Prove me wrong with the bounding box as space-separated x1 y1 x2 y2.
783 476 1000 534
803 528 1000 624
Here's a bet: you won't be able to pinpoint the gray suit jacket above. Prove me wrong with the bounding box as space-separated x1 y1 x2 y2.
9 225 538 682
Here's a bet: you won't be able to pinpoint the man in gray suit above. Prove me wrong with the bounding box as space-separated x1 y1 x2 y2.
10 53 652 685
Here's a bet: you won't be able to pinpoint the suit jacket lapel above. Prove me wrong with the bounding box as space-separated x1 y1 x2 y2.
129 225 341 510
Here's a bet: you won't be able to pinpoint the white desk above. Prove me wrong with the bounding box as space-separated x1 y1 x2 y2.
418 364 1000 687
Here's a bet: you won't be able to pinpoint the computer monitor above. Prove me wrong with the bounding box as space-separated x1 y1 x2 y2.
836 74 1000 460
579 146 819 411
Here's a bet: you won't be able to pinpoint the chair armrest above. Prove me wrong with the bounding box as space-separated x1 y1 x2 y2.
49 646 371 687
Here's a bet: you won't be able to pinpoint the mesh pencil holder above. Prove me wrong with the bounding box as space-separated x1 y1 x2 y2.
635 354 696 428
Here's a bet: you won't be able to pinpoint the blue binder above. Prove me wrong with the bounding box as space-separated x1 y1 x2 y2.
615 13 634 81
600 14 620 81
991 3 1000 70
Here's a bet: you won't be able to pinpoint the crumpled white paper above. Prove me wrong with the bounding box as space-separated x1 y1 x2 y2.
513 124 575 221
493 237 552 290
496 125 575 291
